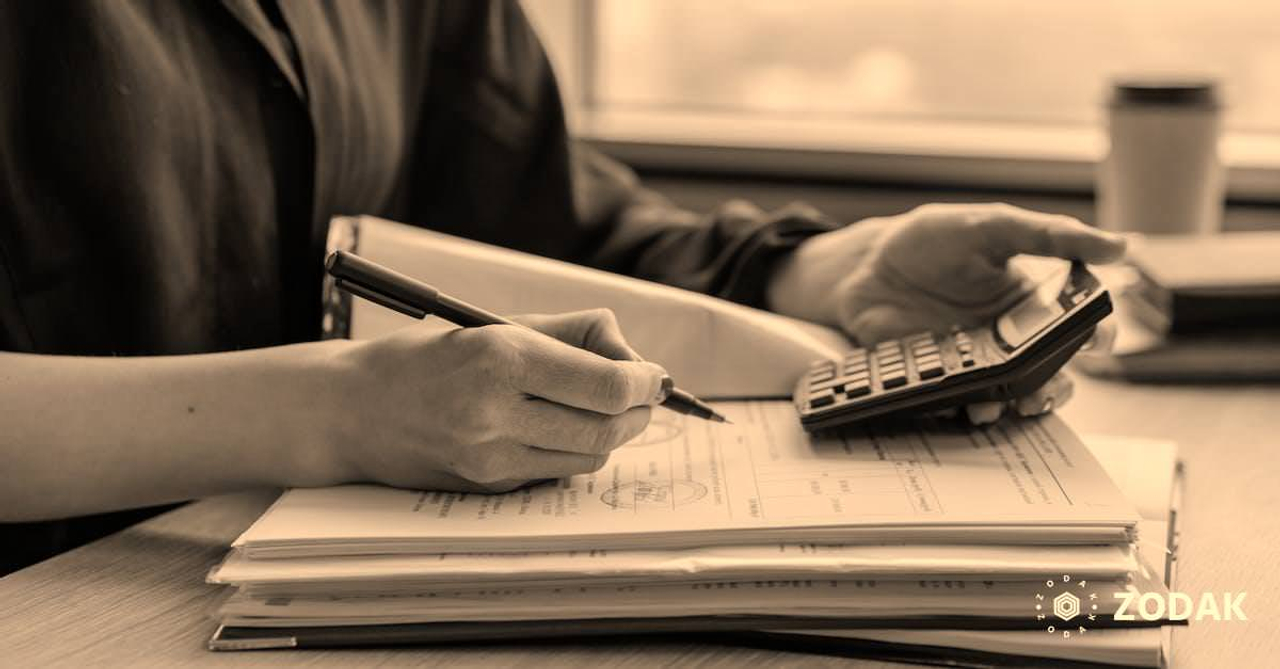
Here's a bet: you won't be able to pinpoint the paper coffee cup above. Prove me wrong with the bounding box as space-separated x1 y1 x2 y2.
1096 80 1224 235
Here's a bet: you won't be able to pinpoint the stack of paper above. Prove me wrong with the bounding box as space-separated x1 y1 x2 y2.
209 219 1181 663
208 402 1180 666
762 434 1182 668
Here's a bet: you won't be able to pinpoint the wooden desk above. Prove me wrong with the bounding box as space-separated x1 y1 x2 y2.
3 374 1278 667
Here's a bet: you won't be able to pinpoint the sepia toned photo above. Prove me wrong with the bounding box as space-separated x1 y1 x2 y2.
1 2 1275 667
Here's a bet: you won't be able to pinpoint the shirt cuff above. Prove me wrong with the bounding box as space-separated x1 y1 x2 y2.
716 203 840 309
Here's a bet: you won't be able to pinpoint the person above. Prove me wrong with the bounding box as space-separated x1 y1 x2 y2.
0 1 1125 570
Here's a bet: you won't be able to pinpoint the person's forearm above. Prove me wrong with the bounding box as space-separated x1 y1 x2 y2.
0 341 351 521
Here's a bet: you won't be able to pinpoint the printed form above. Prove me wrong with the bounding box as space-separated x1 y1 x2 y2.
236 402 1137 556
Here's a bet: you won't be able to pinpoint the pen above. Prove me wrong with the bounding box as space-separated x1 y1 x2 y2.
325 250 729 423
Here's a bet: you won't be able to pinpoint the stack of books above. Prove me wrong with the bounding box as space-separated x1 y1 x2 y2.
207 402 1180 667
1077 232 1280 381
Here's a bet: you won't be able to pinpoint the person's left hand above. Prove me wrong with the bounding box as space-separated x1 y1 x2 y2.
766 203 1127 423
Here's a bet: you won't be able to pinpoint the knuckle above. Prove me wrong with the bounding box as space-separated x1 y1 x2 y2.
461 325 520 361
455 447 511 485
460 403 502 444
458 326 526 387
591 417 627 453
589 307 620 331
594 365 634 414
593 407 650 453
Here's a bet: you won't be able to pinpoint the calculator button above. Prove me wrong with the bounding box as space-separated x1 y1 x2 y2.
807 391 836 408
845 385 871 399
961 357 976 368
918 365 945 380
881 374 908 390
846 376 871 389
809 377 843 392
810 368 835 382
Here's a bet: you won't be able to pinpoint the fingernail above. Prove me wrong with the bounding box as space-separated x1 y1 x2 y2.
654 375 674 404
1041 398 1054 414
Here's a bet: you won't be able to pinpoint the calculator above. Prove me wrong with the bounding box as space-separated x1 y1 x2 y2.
794 262 1111 431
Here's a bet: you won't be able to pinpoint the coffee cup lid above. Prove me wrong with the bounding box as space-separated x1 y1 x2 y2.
1110 80 1220 107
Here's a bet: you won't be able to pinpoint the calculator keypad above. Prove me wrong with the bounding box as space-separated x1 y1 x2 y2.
801 331 967 412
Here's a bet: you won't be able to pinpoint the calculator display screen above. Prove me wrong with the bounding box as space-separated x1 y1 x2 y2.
995 267 1069 349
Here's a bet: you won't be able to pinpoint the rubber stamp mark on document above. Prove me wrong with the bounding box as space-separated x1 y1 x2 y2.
601 479 707 509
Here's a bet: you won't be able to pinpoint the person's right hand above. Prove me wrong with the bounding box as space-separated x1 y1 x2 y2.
316 309 668 493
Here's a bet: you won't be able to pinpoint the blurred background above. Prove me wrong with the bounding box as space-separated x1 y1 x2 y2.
522 0 1280 387
591 0 1280 131
524 0 1280 216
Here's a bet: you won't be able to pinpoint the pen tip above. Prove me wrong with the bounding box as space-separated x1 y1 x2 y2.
712 413 732 424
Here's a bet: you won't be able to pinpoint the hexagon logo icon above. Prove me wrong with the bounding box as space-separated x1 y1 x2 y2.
1053 591 1081 621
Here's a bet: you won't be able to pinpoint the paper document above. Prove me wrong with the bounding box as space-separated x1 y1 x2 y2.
770 434 1182 668
211 542 1136 595
792 627 1163 668
235 402 1138 557
218 572 1161 626
345 216 848 398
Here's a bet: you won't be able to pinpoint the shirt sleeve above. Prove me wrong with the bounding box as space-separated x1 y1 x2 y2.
411 0 840 309
0 239 34 352
569 142 839 307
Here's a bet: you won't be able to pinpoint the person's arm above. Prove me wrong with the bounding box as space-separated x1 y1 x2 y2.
409 1 837 309
0 310 667 522
569 145 840 308
0 343 341 520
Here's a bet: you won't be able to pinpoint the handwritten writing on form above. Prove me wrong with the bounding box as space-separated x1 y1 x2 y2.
235 402 1137 555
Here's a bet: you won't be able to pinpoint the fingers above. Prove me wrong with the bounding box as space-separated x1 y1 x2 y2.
1080 321 1117 353
514 309 642 361
842 304 942 347
495 325 668 414
508 400 652 455
511 447 612 481
978 204 1127 265
451 448 612 493
964 372 1076 424
1014 372 1075 417
965 402 1004 425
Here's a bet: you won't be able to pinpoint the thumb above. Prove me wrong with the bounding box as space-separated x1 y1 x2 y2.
979 205 1127 264
511 308 642 361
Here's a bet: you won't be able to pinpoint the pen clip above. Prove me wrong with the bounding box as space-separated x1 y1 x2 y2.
334 278 428 320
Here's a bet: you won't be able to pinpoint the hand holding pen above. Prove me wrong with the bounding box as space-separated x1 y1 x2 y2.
315 250 727 493
327 250 728 423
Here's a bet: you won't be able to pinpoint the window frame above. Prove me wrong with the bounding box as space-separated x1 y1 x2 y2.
524 0 1280 203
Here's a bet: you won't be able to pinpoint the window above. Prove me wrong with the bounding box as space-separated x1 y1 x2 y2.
524 0 1280 199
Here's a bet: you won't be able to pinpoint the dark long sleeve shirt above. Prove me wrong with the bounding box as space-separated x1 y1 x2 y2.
0 0 835 571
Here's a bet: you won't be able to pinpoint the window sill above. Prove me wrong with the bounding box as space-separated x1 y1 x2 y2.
580 108 1280 202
